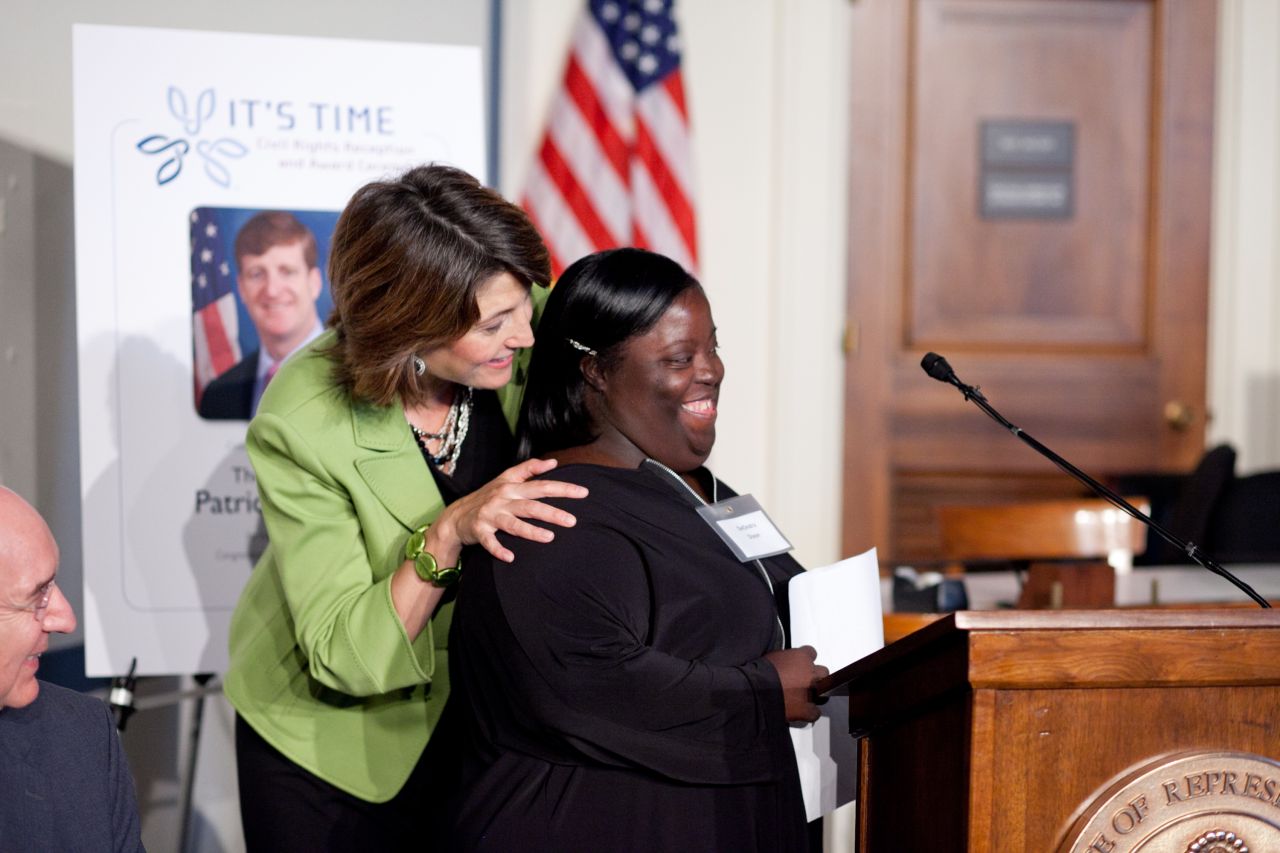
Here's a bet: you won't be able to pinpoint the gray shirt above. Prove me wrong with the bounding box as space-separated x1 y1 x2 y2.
0 681 145 852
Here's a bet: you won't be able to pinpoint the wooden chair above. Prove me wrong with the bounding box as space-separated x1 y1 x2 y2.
937 497 1150 609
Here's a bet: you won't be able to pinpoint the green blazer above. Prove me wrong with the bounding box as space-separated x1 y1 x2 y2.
224 287 543 802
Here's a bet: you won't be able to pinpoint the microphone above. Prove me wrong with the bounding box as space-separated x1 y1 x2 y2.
921 352 986 402
920 352 954 383
920 352 1271 609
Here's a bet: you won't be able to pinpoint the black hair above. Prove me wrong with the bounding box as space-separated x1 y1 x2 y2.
517 248 699 458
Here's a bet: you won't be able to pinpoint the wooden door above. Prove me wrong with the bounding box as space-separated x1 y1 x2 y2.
841 0 1216 564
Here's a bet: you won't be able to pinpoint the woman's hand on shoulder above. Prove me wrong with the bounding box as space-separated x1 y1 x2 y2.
435 457 589 563
763 645 829 724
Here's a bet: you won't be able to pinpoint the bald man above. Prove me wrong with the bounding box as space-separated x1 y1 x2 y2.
0 487 145 852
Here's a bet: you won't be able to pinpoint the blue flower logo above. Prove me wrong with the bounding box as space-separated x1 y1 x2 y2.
136 87 248 187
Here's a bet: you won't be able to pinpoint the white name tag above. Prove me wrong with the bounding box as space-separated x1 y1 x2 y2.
695 494 793 561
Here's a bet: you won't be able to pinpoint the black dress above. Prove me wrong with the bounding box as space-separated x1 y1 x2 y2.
449 463 809 852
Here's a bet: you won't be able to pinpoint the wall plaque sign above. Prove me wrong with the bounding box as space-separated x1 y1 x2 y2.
980 119 1075 219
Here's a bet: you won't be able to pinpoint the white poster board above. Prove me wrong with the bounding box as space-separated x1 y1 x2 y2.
72 24 485 675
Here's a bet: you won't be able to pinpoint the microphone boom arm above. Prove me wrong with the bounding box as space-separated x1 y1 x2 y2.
925 354 1271 609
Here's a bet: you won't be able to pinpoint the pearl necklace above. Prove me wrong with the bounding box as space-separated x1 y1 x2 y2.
408 386 473 476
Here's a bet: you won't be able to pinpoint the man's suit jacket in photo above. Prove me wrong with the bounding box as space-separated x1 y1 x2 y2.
198 350 260 421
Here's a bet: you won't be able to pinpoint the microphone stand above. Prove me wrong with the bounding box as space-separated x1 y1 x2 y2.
109 657 138 731
922 353 1271 609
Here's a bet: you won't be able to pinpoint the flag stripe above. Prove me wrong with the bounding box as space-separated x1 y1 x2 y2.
572 13 636 137
524 161 596 278
634 117 696 258
540 137 620 251
200 299 238 376
216 290 241 357
632 162 694 272
564 56 630 181
193 320 214 388
662 72 688 121
525 1 697 276
636 83 694 201
632 220 652 252
190 208 242 397
546 92 632 242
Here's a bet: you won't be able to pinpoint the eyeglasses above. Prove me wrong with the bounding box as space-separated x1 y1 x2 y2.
2 579 57 624
32 580 55 622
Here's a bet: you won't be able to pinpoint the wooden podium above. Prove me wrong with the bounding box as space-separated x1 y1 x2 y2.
821 610 1280 851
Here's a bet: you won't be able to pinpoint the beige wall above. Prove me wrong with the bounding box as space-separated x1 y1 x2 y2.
501 0 852 568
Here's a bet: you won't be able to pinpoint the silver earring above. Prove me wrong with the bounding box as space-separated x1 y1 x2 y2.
413 356 426 376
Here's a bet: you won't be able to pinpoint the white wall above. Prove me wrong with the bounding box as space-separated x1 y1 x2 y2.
1209 0 1280 474
0 0 493 163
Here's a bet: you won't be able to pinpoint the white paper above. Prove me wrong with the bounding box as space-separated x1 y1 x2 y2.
787 547 884 821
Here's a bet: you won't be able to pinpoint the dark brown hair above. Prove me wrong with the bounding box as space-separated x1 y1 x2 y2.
234 211 318 271
325 164 550 407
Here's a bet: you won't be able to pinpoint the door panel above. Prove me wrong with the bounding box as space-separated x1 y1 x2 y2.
911 1 1151 349
842 0 1215 564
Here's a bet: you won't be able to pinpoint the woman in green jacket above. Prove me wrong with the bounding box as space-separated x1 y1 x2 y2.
224 164 586 851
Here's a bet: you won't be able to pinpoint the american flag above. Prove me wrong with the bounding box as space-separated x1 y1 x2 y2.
523 0 697 278
190 208 242 404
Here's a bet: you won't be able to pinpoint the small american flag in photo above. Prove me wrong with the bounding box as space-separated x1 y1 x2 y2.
190 207 242 405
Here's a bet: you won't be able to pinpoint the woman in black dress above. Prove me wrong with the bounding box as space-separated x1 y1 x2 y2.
449 248 826 851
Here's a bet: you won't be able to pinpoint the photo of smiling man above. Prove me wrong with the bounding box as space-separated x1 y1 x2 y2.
193 208 335 421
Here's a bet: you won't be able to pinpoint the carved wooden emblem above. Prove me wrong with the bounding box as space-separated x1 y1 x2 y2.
1056 751 1280 852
